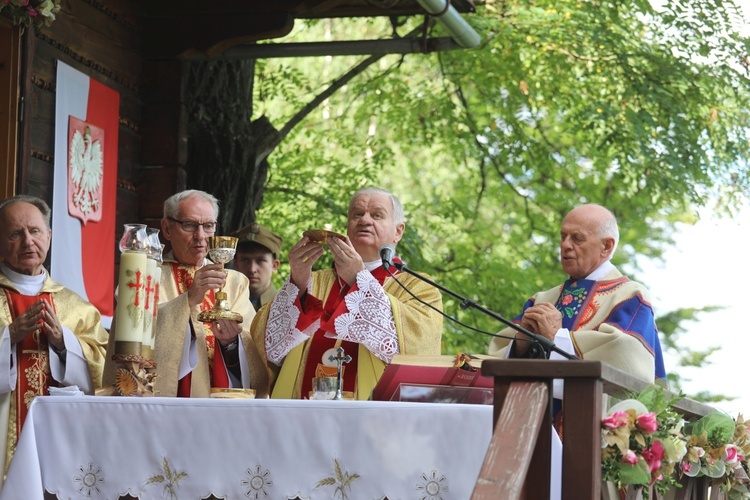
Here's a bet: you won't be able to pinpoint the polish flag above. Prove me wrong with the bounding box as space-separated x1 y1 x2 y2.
51 61 119 327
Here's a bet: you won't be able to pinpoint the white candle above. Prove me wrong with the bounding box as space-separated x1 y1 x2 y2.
141 259 161 352
115 251 148 347
150 266 161 346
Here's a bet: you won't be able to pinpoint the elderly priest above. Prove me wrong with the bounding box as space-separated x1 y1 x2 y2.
0 195 108 477
151 190 269 397
254 187 443 400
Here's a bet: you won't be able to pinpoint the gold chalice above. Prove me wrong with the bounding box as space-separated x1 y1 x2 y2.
197 236 243 323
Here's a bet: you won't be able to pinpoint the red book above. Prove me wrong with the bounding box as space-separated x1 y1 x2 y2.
371 354 494 402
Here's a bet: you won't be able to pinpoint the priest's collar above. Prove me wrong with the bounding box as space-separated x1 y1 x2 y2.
583 260 616 281
364 260 382 272
1 263 47 295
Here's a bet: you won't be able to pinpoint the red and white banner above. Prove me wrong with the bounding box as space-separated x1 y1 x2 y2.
51 61 119 327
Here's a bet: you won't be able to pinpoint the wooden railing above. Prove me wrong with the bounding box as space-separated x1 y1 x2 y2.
472 360 719 500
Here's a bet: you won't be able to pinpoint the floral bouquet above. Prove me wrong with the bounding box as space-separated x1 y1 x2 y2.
0 0 61 30
681 412 750 499
601 386 686 498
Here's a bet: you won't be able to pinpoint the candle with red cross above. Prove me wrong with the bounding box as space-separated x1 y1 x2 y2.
114 250 148 355
140 260 158 359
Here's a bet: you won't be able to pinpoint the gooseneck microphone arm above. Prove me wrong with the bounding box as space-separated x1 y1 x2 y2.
389 260 579 361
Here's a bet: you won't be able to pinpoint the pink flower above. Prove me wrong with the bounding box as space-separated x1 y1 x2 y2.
602 411 629 430
636 413 658 434
649 473 664 487
641 440 665 474
725 444 740 465
621 450 638 465
27 7 37 15
561 294 573 306
682 462 692 473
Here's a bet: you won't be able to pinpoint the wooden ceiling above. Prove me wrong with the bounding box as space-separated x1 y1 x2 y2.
132 0 476 58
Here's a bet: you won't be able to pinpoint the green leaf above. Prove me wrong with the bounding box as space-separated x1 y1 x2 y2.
617 460 652 485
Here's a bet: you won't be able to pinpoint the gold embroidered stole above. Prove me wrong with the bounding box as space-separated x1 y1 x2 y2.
2 289 57 467
169 264 228 392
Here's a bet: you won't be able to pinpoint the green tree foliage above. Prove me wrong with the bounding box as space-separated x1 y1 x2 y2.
656 305 729 401
252 2 749 376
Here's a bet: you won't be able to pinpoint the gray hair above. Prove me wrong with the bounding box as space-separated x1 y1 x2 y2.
0 195 52 229
349 187 404 224
163 190 220 220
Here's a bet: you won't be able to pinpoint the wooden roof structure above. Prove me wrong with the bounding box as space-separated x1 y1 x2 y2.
132 0 477 58
0 0 479 290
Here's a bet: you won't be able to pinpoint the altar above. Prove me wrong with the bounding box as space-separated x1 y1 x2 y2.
0 396 492 499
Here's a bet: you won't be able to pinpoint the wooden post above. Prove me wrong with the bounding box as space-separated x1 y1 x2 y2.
472 380 550 499
477 360 719 500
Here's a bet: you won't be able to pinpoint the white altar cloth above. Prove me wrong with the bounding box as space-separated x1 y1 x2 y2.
0 396 492 499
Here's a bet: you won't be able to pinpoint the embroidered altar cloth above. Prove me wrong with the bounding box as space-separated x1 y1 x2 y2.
1 397 492 499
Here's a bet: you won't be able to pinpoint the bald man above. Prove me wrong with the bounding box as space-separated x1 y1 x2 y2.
488 204 666 384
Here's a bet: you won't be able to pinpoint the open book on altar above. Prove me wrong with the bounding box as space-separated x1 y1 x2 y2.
370 353 495 403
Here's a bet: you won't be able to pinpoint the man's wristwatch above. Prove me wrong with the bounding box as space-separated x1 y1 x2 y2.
223 338 239 351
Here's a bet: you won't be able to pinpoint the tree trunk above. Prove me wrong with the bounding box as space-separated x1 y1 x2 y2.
181 59 276 233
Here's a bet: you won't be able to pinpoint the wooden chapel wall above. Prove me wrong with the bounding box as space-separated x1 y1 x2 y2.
0 18 20 201
16 0 145 279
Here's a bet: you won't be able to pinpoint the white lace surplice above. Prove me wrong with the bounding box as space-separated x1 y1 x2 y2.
265 270 399 365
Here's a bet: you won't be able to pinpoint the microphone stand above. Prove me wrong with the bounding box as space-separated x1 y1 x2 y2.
389 261 579 361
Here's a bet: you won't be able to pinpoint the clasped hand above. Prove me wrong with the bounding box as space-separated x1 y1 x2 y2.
9 298 65 351
513 302 562 356
518 302 562 340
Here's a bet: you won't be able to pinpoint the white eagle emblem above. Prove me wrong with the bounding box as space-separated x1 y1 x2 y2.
67 116 105 224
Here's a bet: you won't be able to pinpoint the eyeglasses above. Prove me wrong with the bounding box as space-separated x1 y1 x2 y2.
167 217 217 234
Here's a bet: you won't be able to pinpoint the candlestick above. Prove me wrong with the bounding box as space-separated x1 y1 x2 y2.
108 224 158 396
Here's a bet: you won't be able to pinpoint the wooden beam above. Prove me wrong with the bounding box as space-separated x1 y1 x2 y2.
143 12 294 59
481 359 714 419
0 19 20 199
198 37 463 60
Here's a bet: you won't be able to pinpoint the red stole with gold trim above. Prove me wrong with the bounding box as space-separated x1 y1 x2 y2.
2 289 59 437
169 263 229 397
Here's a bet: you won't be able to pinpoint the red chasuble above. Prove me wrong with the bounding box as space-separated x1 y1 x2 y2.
298 265 397 398
2 290 59 436
169 264 229 397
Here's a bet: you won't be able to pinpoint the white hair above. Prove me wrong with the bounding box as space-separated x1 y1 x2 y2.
349 187 404 224
163 190 220 220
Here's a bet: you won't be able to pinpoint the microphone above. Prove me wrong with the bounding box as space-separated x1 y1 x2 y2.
382 260 579 361
379 243 396 269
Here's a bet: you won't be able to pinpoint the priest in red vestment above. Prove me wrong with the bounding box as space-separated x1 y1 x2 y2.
0 195 107 477
253 187 443 400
